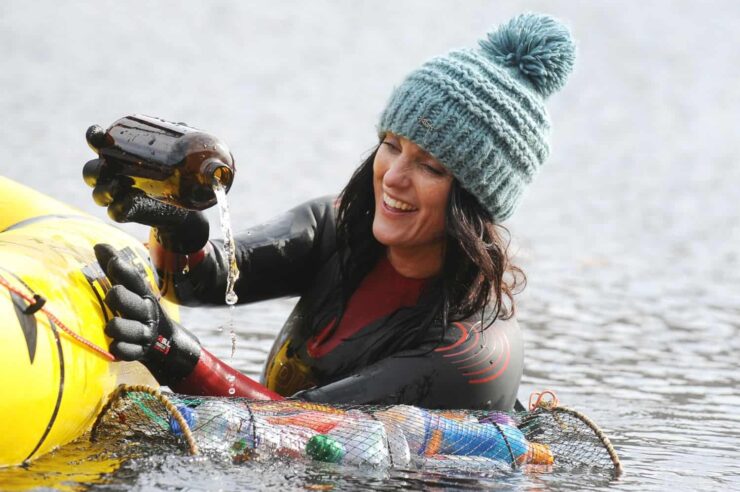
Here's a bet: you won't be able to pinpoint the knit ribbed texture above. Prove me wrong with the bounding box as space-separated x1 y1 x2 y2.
378 13 576 221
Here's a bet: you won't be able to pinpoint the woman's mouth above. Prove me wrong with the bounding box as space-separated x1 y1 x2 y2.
382 192 418 213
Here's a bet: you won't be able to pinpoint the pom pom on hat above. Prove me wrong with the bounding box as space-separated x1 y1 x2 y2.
479 13 576 98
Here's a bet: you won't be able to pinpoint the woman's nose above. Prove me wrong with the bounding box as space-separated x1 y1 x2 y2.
383 159 410 188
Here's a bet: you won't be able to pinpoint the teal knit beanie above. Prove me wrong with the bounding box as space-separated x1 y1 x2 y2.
378 13 576 221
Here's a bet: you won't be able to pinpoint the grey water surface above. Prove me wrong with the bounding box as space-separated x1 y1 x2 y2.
1 1 738 490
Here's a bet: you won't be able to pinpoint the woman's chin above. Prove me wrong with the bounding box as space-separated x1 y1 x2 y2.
372 224 404 247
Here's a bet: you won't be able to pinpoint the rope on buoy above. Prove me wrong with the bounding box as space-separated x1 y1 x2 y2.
0 274 115 361
91 384 199 456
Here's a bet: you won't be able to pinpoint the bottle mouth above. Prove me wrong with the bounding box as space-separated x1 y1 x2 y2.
202 159 234 189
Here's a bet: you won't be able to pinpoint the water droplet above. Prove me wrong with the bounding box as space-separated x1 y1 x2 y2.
230 329 237 358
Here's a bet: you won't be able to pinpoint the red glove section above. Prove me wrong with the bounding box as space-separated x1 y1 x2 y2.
170 348 284 401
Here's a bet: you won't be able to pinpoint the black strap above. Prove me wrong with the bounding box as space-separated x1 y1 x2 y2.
24 294 46 315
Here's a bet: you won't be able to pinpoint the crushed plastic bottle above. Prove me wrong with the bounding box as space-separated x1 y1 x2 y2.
325 414 390 466
374 405 553 465
169 400 255 455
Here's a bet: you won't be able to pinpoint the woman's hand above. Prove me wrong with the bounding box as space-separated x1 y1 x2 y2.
95 243 202 385
84 125 209 255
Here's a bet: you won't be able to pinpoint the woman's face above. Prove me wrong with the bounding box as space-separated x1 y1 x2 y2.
372 133 453 255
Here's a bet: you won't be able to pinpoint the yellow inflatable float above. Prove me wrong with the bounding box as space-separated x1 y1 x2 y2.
0 176 171 467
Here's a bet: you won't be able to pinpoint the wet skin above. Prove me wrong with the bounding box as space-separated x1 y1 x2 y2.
372 133 454 279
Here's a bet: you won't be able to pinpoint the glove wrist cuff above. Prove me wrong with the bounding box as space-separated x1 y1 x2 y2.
144 321 202 388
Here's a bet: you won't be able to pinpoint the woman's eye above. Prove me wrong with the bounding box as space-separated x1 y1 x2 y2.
421 163 444 176
382 140 400 152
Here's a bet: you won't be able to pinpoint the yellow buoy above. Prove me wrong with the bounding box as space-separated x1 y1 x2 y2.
0 176 174 467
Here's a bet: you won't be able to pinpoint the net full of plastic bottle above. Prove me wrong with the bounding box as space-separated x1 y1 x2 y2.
84 114 236 210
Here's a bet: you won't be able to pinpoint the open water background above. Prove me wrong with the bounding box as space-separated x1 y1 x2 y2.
1 0 739 490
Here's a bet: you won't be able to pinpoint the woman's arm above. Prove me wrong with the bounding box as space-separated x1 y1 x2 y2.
153 196 337 305
293 317 523 410
185 316 524 410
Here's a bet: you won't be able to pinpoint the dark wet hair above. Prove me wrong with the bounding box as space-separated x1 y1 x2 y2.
323 144 525 355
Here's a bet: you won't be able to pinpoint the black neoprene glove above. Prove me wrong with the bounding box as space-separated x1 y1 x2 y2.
83 125 209 255
95 243 202 386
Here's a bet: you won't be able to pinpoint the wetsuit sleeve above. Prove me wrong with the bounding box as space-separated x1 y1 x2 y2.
293 316 524 411
156 196 338 305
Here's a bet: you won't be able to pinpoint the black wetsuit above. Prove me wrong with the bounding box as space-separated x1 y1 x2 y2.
160 197 523 410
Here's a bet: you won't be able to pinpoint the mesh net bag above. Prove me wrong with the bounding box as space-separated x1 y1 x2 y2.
91 385 621 475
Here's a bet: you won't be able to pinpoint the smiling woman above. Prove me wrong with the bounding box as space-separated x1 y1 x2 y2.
85 13 576 410
373 134 453 279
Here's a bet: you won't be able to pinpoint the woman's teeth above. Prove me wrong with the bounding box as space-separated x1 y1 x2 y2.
383 193 417 211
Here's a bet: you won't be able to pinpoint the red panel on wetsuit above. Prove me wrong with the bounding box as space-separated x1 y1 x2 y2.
172 348 284 400
306 257 428 358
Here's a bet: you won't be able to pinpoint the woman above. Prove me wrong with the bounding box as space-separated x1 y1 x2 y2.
90 13 576 411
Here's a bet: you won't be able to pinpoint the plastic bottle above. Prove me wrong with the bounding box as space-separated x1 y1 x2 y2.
374 405 553 466
325 412 391 466
265 410 346 434
255 419 316 460
384 421 412 467
84 114 236 210
169 400 256 455
373 405 434 456
300 410 411 467
169 400 316 460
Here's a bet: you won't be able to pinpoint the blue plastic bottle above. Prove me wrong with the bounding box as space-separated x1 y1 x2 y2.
375 405 552 465
431 415 528 462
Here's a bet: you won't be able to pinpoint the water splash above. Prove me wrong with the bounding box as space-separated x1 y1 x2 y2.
212 181 240 306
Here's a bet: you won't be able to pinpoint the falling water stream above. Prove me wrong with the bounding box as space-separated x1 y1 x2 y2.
213 181 240 361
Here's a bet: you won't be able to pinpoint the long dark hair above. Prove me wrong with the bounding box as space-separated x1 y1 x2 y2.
325 145 525 355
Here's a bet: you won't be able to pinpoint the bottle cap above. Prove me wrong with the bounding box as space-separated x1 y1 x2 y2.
525 442 554 465
306 434 345 463
169 405 196 437
86 124 109 152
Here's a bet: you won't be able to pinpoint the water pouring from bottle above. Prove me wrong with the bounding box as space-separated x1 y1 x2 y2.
213 181 240 306
213 179 240 361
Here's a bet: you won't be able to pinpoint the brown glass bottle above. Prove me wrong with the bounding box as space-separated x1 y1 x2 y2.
85 114 236 210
